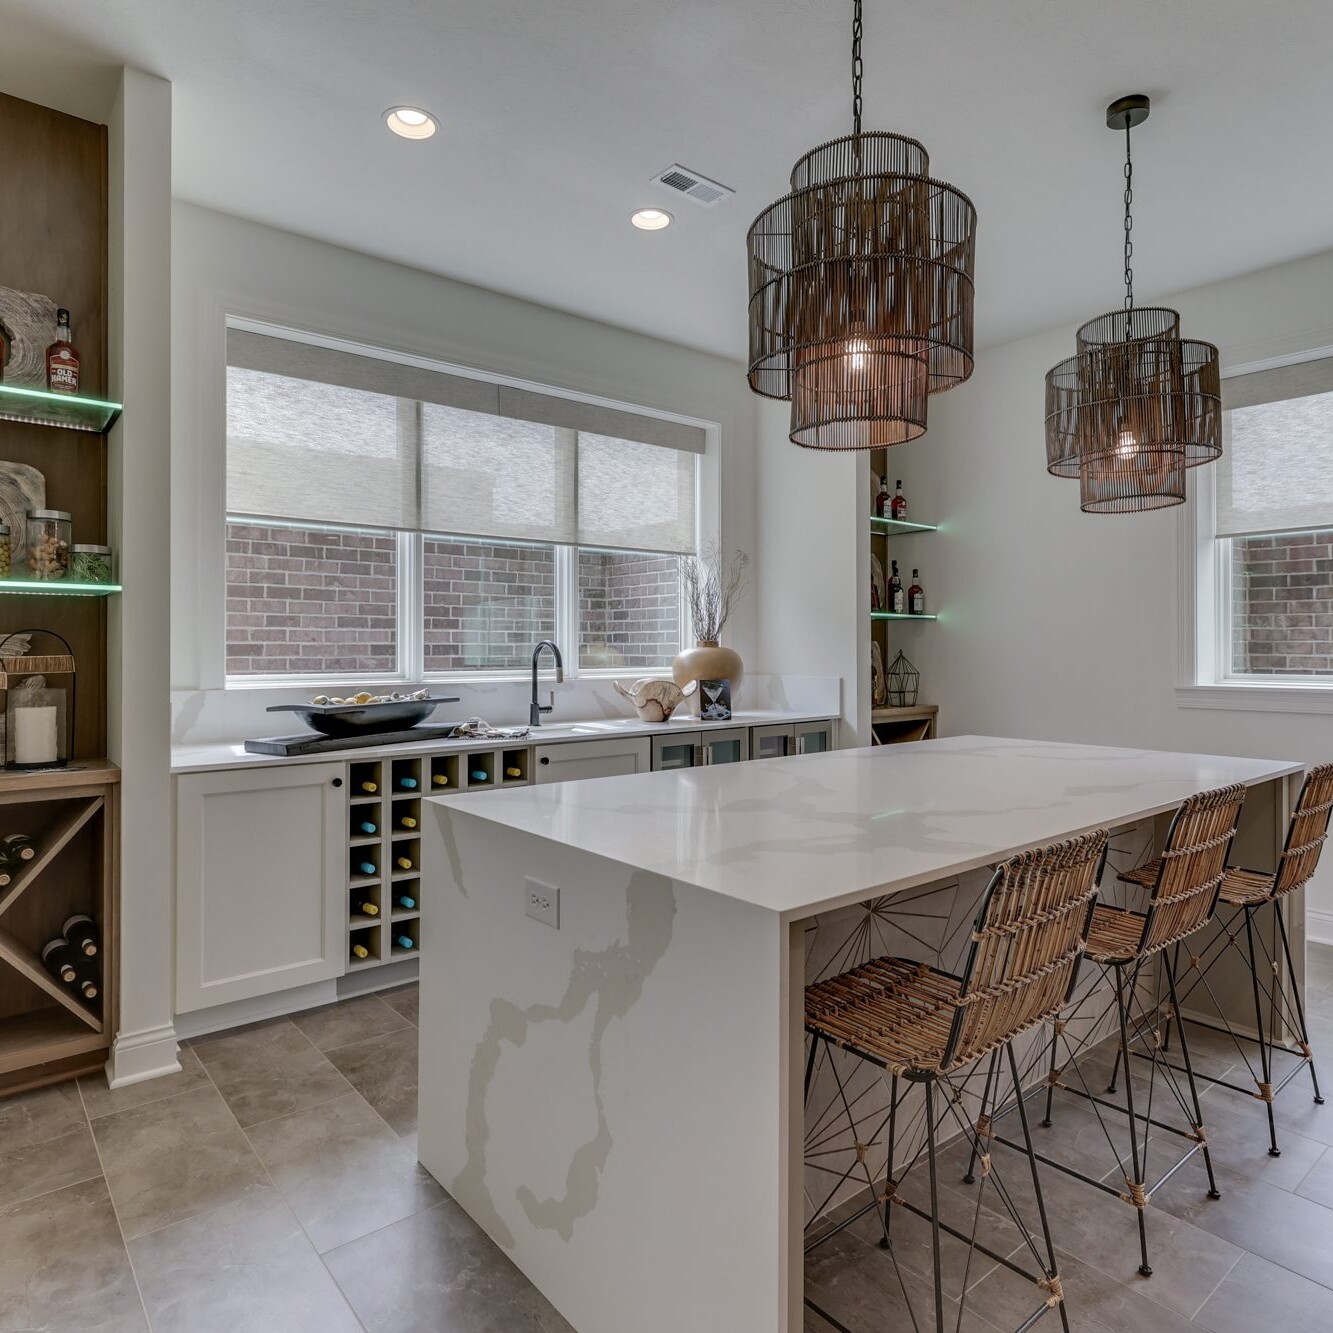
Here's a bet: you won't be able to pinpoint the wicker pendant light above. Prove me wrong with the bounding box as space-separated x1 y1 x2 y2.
746 0 977 450
1045 96 1221 513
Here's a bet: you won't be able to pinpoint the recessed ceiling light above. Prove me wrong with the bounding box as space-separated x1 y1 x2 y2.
385 106 436 140
630 208 672 231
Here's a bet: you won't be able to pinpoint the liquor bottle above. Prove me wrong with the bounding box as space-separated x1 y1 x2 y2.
357 859 377 877
63 914 98 957
395 855 413 872
74 967 98 1001
888 561 906 615
357 820 378 836
504 766 523 779
875 477 891 517
395 935 416 951
891 480 908 521
0 859 10 888
2 833 36 862
351 942 370 961
470 770 489 783
353 897 380 917
41 938 78 984
398 775 418 790
908 569 926 615
45 309 81 395
397 815 418 830
432 774 449 787
395 893 417 911
358 779 378 794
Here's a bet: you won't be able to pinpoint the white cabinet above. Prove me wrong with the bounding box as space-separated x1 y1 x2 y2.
534 737 652 784
175 762 347 1013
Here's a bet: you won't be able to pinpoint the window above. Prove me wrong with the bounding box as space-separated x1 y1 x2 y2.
1205 357 1333 684
224 327 704 682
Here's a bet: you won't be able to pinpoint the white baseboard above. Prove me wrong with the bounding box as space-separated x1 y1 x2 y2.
1306 907 1333 947
107 1023 182 1088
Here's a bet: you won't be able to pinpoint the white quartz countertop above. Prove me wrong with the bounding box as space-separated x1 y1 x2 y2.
430 735 1303 921
169 709 834 774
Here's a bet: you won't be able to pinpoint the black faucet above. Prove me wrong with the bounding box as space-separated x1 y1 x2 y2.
530 640 564 726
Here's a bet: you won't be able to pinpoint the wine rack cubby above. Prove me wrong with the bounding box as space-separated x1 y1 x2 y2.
342 744 530 971
0 764 118 1093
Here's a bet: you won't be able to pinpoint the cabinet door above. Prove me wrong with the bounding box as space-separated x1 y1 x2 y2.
702 728 748 765
652 732 703 771
534 737 652 784
750 723 795 761
795 722 835 755
175 762 346 1013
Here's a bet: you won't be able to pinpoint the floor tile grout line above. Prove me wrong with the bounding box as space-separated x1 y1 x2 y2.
1185 1247 1245 1321
77 1077 158 1333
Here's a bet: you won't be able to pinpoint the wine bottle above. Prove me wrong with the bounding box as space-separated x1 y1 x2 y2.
351 942 370 960
908 569 926 615
875 477 891 517
75 970 98 1001
353 897 380 917
395 935 415 950
41 938 78 984
0 857 12 889
358 779 378 794
46 308 81 395
504 766 522 779
357 860 377 877
63 915 98 957
890 480 908 521
889 561 905 615
470 770 489 783
398 815 418 830
395 856 413 872
396 893 417 910
357 820 377 836
432 774 449 787
2 833 35 862
398 775 418 790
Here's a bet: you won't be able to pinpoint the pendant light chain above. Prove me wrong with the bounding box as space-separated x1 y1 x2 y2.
1122 117 1135 321
851 0 863 136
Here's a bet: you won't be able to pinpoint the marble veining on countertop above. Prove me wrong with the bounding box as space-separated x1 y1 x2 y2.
429 735 1302 921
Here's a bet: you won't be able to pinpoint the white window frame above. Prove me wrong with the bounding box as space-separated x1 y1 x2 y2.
1177 345 1333 715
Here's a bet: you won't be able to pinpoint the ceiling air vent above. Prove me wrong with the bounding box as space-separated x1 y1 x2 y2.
652 164 734 208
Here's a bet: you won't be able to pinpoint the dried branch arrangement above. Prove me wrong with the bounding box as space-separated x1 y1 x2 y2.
683 542 750 644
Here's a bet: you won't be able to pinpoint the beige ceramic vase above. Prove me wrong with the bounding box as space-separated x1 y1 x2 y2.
672 640 744 692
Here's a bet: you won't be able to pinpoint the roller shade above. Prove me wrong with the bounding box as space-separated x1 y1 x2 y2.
226 327 700 552
1218 357 1333 538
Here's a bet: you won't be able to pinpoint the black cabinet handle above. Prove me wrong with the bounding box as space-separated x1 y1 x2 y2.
332 777 344 788
540 756 550 766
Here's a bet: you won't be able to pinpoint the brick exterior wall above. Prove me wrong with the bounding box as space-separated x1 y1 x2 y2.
579 550 681 669
226 523 398 676
1232 530 1333 675
423 538 555 671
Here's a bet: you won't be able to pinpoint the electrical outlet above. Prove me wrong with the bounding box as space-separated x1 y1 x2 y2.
525 878 559 929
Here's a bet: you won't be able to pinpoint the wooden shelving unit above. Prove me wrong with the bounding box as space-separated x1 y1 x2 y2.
0 383 122 434
342 745 531 970
0 762 118 1093
871 704 939 746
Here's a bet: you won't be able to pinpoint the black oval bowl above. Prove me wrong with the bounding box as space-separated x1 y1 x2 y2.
266 697 458 738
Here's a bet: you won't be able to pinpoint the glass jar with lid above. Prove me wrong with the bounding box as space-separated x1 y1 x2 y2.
0 523 10 578
70 544 114 584
26 510 72 580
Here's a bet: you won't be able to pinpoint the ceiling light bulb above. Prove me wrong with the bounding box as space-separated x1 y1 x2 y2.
630 208 672 231
1116 429 1139 459
385 107 437 140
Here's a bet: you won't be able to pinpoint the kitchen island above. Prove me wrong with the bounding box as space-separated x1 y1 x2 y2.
417 736 1304 1333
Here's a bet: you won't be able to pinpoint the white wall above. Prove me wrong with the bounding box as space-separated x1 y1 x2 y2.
900 246 1333 935
170 204 762 731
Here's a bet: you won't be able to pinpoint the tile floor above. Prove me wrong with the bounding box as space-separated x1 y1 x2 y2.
3 952 1333 1331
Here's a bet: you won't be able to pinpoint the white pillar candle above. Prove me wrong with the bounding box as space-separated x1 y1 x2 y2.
14 705 58 765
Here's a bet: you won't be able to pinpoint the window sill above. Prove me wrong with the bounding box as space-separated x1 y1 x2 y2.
1176 682 1333 715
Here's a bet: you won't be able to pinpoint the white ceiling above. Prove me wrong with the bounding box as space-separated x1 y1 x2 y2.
3 0 1333 361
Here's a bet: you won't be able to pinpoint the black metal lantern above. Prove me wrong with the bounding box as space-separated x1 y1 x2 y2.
886 650 920 708
0 630 76 769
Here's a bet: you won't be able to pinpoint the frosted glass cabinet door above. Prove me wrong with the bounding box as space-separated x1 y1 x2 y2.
651 733 703 771
175 761 347 1012
702 729 748 765
750 723 795 760
795 722 834 754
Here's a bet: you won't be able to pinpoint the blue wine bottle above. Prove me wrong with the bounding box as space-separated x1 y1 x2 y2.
358 820 377 836
395 935 415 950
398 776 418 790
470 770 488 783
357 860 377 877
396 894 416 910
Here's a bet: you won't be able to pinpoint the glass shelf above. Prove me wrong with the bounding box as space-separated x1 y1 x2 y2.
871 611 938 621
0 384 123 433
869 515 938 534
0 580 122 597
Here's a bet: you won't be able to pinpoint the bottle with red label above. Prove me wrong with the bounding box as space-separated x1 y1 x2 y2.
890 480 908 521
46 308 81 395
908 568 926 615
875 477 891 517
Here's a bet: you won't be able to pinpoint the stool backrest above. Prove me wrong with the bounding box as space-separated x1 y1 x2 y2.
944 830 1106 1071
1274 764 1333 898
1140 783 1246 956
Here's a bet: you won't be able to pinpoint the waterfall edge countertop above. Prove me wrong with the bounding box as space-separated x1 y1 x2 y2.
429 734 1303 920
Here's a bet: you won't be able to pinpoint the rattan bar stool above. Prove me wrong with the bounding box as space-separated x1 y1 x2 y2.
1116 764 1333 1158
977 784 1244 1281
804 830 1107 1333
